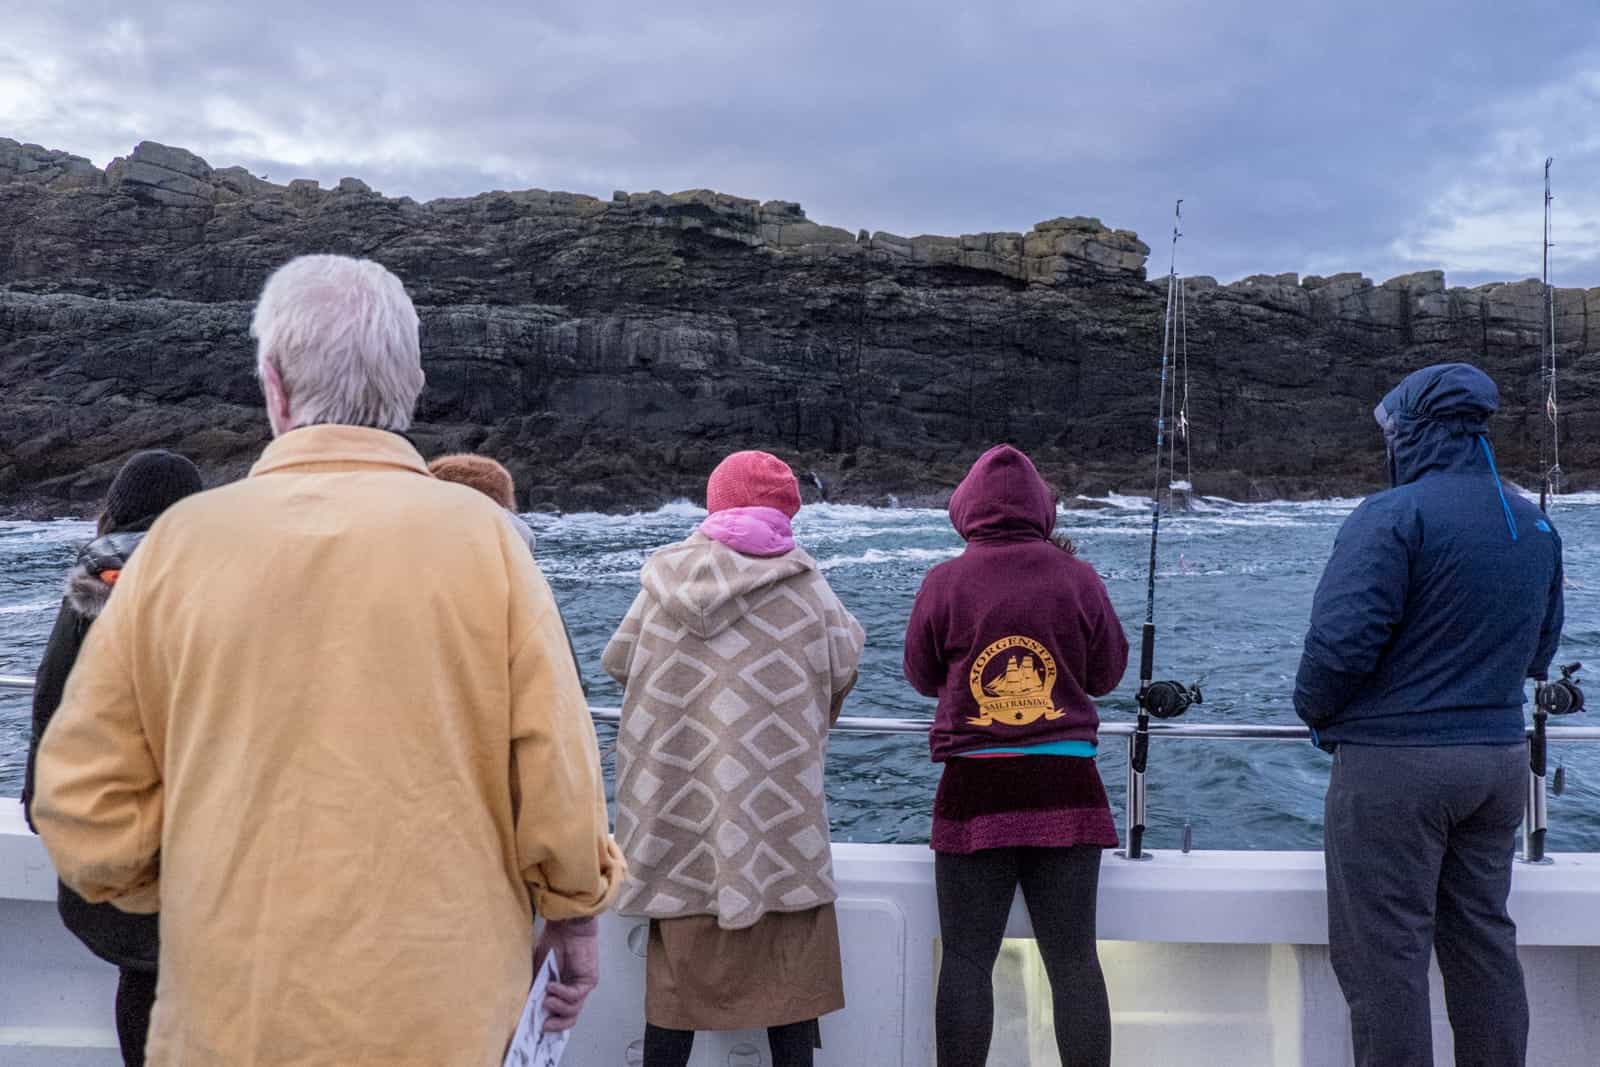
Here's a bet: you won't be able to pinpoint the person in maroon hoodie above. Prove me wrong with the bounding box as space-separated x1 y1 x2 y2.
904 444 1129 1067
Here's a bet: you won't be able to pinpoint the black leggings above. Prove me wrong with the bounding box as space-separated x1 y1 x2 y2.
116 966 158 1067
935 845 1110 1067
644 1020 818 1067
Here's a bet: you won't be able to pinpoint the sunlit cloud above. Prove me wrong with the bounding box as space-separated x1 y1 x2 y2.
1386 61 1600 286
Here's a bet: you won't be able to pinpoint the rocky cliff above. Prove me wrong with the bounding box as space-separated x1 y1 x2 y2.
1 137 1592 513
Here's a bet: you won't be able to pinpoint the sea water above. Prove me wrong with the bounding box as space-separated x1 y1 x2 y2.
5 494 1599 851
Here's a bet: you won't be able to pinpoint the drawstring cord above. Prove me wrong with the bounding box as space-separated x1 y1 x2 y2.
1478 436 1519 542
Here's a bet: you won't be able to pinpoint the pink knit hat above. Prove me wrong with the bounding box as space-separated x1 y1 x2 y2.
706 451 802 517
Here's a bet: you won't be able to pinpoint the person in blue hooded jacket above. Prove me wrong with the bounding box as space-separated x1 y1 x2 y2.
1294 362 1563 1067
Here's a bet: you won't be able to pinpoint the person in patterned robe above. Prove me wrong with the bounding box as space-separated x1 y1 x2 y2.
603 450 865 1067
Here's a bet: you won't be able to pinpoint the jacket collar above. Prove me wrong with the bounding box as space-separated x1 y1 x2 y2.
64 530 150 617
249 425 431 478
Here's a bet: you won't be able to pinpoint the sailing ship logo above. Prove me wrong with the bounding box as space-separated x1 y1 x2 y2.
967 637 1065 726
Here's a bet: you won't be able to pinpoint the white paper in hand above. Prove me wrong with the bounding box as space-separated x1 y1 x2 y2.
502 954 570 1067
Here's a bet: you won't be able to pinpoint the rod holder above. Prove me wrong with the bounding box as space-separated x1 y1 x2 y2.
1523 768 1550 865
1522 710 1552 865
1119 716 1153 861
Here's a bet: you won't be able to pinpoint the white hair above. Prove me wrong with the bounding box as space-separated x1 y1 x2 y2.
251 254 424 431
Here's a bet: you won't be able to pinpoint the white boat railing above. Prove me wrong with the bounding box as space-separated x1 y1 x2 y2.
6 672 1597 862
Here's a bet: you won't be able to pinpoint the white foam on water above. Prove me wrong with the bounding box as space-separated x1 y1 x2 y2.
817 547 961 572
0 600 56 616
539 566 649 586
799 524 953 547
801 502 943 522
1183 516 1316 530
1071 492 1154 511
528 501 965 564
0 520 94 546
534 547 655 583
521 498 706 529
526 495 1365 545
1536 490 1600 508
1056 524 1158 539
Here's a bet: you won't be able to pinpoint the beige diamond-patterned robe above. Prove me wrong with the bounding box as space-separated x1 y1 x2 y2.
603 533 864 931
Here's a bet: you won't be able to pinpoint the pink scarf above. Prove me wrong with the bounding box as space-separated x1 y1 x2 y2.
699 506 796 557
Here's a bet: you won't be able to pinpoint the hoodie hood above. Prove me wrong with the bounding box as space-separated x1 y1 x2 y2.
1373 363 1499 487
948 445 1056 544
698 506 796 558
65 531 146 618
641 532 815 638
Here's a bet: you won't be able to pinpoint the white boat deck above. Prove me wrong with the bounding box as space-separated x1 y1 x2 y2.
5 797 1600 1065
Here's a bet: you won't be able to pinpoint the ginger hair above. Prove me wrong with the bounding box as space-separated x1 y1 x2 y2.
429 454 516 510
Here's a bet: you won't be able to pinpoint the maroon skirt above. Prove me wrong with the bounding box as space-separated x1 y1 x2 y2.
931 755 1119 854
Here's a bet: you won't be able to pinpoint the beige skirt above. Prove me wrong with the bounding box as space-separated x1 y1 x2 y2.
644 904 845 1031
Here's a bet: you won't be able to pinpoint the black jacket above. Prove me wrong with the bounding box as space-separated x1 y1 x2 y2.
22 530 160 972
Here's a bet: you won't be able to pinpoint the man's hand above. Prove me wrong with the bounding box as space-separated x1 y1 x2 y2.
534 916 600 1033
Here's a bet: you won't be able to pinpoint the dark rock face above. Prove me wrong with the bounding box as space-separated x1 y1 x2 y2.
1 137 1591 513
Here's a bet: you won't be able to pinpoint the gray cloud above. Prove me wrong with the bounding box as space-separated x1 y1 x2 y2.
5 1 1600 285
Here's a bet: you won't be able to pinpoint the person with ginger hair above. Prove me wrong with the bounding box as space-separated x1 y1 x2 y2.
429 452 587 694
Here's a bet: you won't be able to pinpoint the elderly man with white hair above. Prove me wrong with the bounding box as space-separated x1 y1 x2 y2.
32 254 624 1065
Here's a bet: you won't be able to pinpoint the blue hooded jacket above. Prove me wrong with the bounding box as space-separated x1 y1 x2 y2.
1294 363 1564 746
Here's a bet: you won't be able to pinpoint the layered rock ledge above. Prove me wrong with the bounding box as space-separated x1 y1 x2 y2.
1 137 1592 513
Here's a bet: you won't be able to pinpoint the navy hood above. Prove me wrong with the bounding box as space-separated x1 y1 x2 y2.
1372 363 1499 487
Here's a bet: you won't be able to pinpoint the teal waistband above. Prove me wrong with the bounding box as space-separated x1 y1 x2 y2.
957 739 1099 758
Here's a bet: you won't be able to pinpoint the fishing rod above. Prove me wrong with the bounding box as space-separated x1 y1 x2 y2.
1525 157 1583 864
1540 156 1561 512
1124 199 1203 862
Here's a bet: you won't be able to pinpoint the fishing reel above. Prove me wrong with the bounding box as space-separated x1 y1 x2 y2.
1139 679 1203 719
1536 662 1584 716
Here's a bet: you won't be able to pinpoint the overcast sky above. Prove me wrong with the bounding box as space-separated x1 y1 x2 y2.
5 1 1600 286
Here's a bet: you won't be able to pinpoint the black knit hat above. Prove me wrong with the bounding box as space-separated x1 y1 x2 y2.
102 451 204 532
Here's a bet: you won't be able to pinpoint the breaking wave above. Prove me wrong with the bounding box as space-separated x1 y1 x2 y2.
817 547 961 572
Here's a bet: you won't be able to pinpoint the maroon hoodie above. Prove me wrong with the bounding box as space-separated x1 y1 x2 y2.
904 445 1130 761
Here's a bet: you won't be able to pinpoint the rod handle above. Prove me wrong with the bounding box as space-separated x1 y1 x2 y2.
1526 828 1546 864
1532 712 1548 777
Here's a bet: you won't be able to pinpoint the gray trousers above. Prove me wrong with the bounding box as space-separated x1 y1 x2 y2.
1324 742 1529 1067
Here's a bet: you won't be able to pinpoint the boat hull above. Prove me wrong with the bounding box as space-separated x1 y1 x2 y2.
5 798 1599 1065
